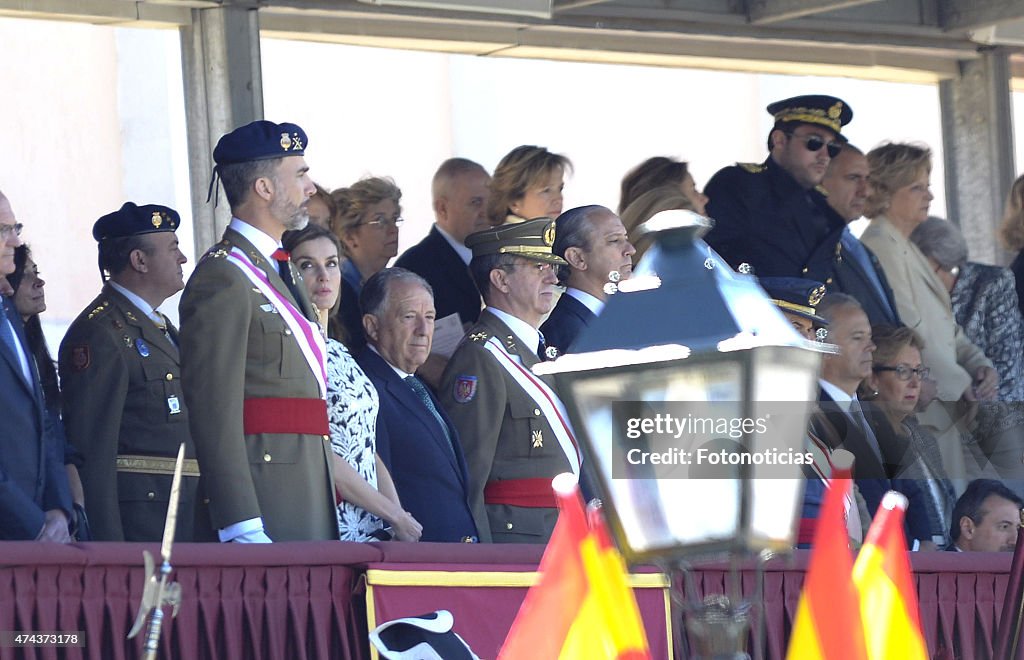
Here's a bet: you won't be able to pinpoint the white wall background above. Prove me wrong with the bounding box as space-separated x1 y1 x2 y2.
0 15 1004 349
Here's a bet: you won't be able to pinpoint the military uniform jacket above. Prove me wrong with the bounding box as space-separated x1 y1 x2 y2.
438 309 577 543
704 157 845 280
59 285 196 542
178 226 336 542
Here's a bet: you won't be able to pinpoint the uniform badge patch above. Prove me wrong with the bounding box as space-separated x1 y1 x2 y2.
71 345 90 372
135 338 150 357
453 375 478 403
532 430 544 448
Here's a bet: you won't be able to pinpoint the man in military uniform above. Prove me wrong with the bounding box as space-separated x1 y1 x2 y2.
179 120 336 543
438 219 580 543
704 94 853 281
59 202 196 542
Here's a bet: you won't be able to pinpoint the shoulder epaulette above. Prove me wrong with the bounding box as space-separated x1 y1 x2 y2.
86 301 111 320
201 241 231 262
738 162 766 174
814 184 830 196
468 331 490 343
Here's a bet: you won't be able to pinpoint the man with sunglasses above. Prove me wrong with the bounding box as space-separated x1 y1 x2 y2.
438 219 580 543
704 94 852 281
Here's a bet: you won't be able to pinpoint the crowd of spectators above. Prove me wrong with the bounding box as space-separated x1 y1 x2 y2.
3 94 1024 554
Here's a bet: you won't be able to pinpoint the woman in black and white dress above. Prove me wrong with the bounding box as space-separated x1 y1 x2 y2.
284 224 421 542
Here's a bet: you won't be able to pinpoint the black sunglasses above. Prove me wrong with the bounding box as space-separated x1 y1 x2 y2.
784 132 842 159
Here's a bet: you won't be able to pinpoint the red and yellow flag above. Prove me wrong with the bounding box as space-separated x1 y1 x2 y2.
498 474 651 660
852 491 928 660
786 467 867 660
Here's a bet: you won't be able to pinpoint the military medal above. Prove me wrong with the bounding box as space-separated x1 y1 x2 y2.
531 430 544 448
260 303 278 314
544 345 559 360
135 338 150 357
167 395 181 415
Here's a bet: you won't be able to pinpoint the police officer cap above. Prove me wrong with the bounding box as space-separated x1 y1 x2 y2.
213 120 308 166
465 218 567 266
93 202 180 242
766 95 853 135
759 276 828 326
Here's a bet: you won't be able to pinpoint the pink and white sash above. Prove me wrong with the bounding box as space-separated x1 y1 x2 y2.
225 247 327 398
482 336 580 475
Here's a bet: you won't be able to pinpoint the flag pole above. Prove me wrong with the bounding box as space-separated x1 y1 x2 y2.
994 509 1024 659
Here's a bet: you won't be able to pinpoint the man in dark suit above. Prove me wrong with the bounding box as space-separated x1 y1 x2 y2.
815 293 890 517
59 202 197 542
540 205 635 355
821 144 902 326
946 479 1022 552
0 190 72 541
356 267 477 542
395 159 490 387
179 120 336 543
704 95 852 281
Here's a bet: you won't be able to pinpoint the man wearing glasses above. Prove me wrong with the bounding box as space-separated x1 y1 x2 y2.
0 191 73 541
439 219 580 543
704 94 853 281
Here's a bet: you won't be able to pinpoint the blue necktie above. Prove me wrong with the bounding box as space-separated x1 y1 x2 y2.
0 300 29 384
841 229 897 321
405 375 457 459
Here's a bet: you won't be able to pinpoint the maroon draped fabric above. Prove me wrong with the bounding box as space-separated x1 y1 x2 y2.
680 551 1014 660
0 542 1016 659
0 542 380 660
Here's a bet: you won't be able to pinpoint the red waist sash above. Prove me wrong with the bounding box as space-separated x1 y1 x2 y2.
243 397 329 436
484 478 556 508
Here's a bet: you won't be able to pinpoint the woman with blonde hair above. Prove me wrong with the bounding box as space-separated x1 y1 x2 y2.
330 176 403 351
860 142 996 407
486 145 572 226
1000 173 1024 317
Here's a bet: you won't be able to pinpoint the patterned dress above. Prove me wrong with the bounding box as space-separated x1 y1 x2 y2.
950 261 1024 402
325 338 383 541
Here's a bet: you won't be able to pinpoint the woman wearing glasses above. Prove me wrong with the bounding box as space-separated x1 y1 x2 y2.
860 324 955 549
330 176 404 352
486 145 572 227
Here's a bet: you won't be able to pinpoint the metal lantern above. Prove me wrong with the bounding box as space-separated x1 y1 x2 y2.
535 210 830 565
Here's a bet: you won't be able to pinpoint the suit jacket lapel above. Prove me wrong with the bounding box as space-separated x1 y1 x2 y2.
1 297 44 408
429 228 476 300
366 349 463 477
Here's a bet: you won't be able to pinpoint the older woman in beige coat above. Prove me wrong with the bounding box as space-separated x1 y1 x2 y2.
859 142 997 480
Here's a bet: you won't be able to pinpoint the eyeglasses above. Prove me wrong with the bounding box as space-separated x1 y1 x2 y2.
784 132 843 159
0 223 23 239
873 364 931 381
361 215 404 229
934 264 961 279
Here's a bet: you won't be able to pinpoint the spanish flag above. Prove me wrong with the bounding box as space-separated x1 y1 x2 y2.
852 491 928 660
786 464 867 660
498 474 651 660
